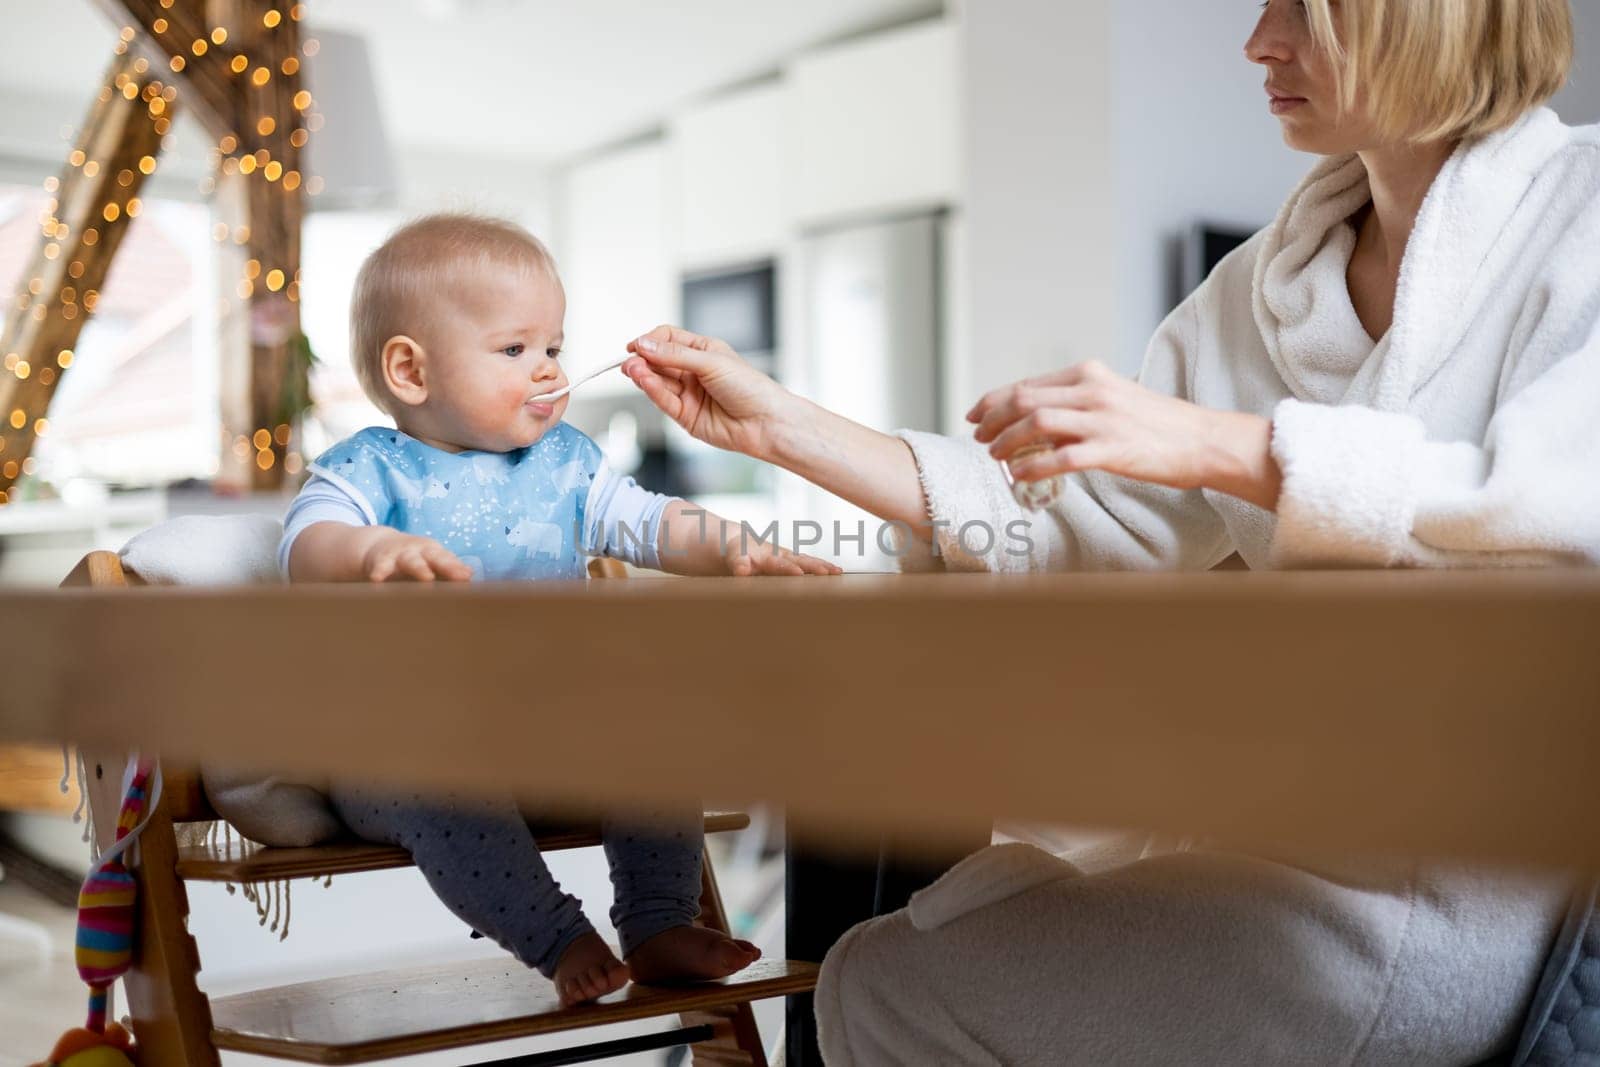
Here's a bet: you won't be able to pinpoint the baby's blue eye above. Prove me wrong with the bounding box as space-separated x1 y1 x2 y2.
502 344 524 358
547 347 562 359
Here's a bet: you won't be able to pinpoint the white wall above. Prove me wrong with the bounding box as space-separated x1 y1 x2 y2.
555 140 675 392
960 0 1116 394
555 16 964 422
670 83 788 270
394 147 556 238
962 1 1304 380
1110 4 1310 371
787 20 962 227
1554 1 1600 124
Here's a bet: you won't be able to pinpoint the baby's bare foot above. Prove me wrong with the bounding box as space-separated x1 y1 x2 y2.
552 932 629 1007
626 925 761 985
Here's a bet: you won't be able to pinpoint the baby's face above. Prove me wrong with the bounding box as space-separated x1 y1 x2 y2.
416 264 570 453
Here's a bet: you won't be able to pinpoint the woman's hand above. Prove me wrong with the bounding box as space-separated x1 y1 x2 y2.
968 361 1282 510
623 326 795 462
625 323 934 539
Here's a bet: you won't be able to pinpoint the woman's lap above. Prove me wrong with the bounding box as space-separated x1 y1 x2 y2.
816 843 1568 1066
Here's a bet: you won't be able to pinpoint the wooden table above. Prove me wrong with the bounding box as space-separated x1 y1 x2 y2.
3 569 1598 869
0 744 74 815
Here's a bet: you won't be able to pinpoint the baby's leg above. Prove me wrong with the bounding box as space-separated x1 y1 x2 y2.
330 783 625 1002
604 807 760 983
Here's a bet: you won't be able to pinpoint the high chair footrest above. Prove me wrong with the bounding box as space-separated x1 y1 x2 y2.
177 812 752 882
208 956 820 1064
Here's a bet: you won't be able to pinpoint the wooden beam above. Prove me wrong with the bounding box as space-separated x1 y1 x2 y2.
93 0 237 137
0 55 172 503
213 0 307 488
96 0 311 490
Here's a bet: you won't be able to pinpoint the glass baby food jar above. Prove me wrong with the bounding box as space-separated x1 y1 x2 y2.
1000 444 1063 510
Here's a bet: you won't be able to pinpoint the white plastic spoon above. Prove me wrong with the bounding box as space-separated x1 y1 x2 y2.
529 358 629 403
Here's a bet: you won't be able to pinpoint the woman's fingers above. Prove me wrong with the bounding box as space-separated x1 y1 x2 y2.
630 334 722 375
634 323 728 354
987 408 1096 461
623 356 686 389
965 361 1108 424
1008 440 1113 481
625 359 686 415
623 357 672 393
629 324 735 376
972 385 1095 444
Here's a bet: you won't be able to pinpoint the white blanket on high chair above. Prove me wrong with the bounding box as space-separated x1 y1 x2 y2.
119 512 283 585
816 107 1600 1064
119 513 341 848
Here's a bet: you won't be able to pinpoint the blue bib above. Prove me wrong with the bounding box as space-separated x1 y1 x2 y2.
309 424 603 581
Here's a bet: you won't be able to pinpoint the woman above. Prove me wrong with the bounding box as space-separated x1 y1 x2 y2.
624 0 1598 1062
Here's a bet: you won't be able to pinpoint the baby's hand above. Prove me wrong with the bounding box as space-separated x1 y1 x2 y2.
723 532 841 578
360 530 473 583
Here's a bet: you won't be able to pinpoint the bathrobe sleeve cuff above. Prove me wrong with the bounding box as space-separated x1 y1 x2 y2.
894 429 1036 574
1268 398 1425 567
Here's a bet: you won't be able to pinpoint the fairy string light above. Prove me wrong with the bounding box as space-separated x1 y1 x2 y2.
0 48 171 505
0 3 318 501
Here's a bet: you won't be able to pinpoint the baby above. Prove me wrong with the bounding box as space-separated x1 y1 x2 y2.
280 213 836 1006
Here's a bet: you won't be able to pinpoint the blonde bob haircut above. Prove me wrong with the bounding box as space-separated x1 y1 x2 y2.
1303 0 1574 143
350 213 560 413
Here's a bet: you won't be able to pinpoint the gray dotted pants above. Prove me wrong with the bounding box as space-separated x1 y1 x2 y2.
329 784 703 977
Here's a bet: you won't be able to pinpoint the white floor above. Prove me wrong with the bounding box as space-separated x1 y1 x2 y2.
0 877 96 1067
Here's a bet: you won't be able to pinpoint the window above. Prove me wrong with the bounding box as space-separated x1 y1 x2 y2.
0 184 219 488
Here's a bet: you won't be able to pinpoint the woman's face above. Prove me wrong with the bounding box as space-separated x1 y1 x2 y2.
1246 0 1377 155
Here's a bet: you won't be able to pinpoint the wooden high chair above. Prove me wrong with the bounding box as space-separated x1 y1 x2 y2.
65 550 818 1066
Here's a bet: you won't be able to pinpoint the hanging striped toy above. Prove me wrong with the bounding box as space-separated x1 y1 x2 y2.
30 758 159 1067
76 761 152 1031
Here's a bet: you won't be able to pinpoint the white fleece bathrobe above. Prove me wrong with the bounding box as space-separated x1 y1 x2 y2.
815 108 1599 1065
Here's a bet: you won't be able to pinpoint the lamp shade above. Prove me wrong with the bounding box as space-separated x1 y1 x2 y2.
301 27 397 210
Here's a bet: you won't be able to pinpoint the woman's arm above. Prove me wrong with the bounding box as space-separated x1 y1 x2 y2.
625 327 936 540
1268 348 1600 568
764 396 933 538
626 314 1238 573
626 321 1276 523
